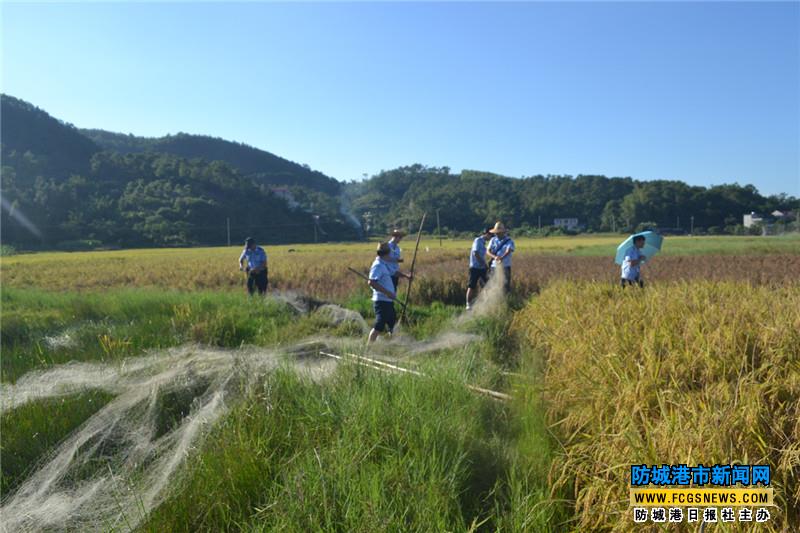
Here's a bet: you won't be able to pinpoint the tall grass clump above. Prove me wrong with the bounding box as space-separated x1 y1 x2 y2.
143 365 517 532
513 281 800 531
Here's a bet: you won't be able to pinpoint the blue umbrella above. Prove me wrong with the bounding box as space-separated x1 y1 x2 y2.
614 231 664 265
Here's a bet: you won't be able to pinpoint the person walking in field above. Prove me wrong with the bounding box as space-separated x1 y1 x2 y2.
239 237 268 296
621 234 646 288
487 222 515 293
367 242 409 342
466 226 493 309
385 228 407 291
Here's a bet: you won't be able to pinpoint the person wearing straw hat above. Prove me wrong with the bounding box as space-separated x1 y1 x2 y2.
466 226 493 310
385 228 407 291
368 242 402 342
486 221 515 293
238 237 268 296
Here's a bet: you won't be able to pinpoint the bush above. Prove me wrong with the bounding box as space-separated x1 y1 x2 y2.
0 244 17 256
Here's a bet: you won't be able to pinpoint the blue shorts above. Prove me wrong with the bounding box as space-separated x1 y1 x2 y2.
372 300 396 332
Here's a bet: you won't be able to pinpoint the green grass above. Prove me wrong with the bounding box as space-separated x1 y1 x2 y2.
0 288 363 382
1 389 115 495
142 363 567 532
1 285 567 530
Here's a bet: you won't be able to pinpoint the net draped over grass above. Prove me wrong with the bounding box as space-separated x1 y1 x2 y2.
0 288 364 383
512 281 800 531
142 366 565 532
1 286 567 531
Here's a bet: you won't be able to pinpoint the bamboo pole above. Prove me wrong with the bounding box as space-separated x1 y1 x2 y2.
398 212 426 325
346 266 408 310
318 350 512 402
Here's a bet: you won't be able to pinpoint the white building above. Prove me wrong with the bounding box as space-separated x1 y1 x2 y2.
743 212 764 228
553 218 579 230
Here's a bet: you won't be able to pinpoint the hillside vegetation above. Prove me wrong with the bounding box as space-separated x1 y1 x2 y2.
2 94 797 251
1 95 358 248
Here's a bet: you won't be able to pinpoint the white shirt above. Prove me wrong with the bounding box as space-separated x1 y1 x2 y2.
621 246 642 280
369 258 394 302
489 236 515 268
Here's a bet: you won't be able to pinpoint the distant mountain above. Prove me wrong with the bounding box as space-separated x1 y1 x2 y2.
2 94 797 250
81 129 341 195
344 164 799 236
0 95 358 248
1 95 100 178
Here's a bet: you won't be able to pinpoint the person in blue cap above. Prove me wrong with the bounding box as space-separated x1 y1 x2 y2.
239 237 268 295
466 226 493 309
621 234 646 288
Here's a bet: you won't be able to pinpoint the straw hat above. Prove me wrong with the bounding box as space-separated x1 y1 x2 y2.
376 242 391 254
390 228 407 237
489 222 507 234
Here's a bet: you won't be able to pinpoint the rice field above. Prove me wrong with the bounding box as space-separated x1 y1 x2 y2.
513 282 800 532
1 234 798 300
1 234 798 530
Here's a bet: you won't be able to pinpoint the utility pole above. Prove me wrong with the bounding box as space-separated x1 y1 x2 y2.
226 217 231 246
690 215 694 235
313 215 319 243
538 215 541 232
436 209 442 247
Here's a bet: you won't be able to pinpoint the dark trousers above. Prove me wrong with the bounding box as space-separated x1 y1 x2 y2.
247 269 268 295
621 277 643 288
492 267 511 292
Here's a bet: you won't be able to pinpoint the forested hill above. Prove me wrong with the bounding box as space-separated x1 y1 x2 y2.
81 129 341 195
1 94 358 249
345 165 799 236
1 94 797 251
1 95 100 178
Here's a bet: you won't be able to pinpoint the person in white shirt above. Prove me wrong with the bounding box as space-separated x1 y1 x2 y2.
367 242 412 342
238 237 268 296
385 229 407 291
486 222 515 293
466 226 493 309
621 234 646 288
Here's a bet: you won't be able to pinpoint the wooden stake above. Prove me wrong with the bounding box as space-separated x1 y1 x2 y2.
399 212 426 325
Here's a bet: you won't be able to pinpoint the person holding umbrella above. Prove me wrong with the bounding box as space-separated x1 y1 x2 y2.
616 231 662 288
620 234 646 287
239 237 268 296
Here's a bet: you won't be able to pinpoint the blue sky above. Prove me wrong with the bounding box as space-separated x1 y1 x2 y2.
2 2 798 196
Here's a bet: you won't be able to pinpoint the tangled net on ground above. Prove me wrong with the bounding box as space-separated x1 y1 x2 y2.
1 292 506 531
